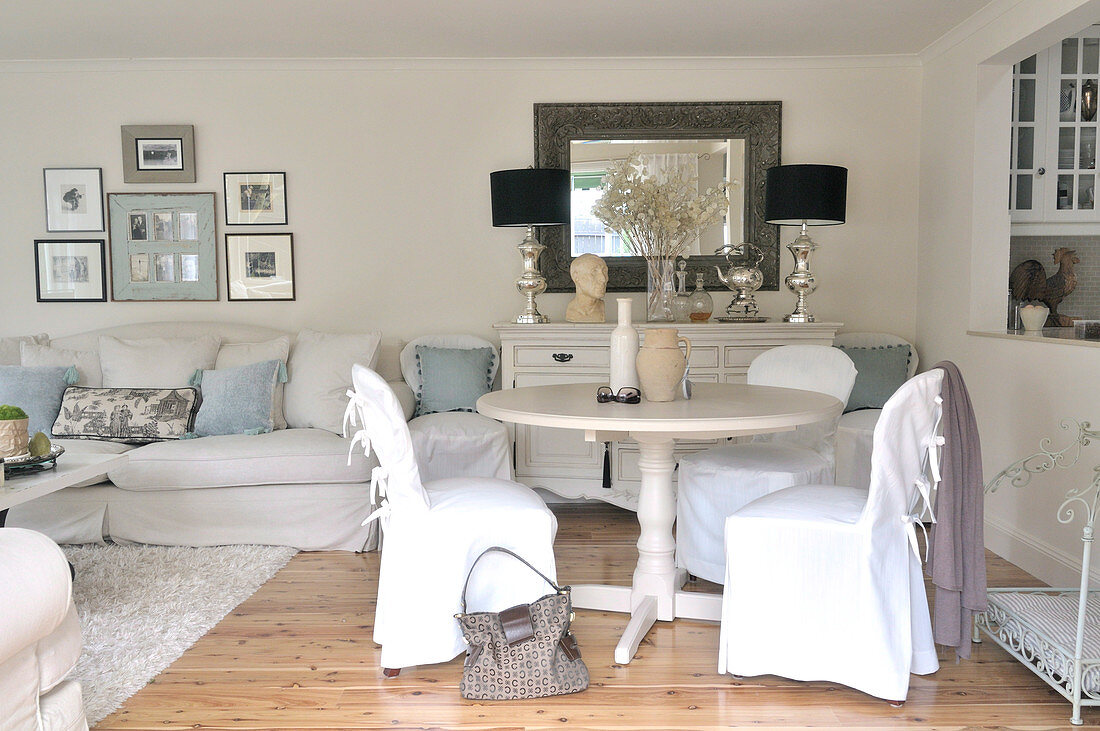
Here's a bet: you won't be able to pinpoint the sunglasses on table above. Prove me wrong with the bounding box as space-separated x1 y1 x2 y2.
596 386 641 404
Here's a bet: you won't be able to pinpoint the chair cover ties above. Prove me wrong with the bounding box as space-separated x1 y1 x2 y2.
342 390 393 527
904 396 946 562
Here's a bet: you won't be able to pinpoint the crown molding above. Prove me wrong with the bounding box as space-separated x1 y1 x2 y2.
918 0 1031 63
0 54 922 74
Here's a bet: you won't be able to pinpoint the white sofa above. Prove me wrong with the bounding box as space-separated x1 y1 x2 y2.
5 322 421 552
0 528 87 731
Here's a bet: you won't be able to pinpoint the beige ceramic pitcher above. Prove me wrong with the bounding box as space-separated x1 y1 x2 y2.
636 328 691 402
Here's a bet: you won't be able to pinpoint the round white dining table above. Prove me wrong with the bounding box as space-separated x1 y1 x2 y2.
477 381 843 664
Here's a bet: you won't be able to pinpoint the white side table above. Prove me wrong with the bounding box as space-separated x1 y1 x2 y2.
478 382 842 664
1 453 127 526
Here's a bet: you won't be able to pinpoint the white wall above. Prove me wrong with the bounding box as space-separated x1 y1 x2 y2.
919 0 1100 585
0 60 920 344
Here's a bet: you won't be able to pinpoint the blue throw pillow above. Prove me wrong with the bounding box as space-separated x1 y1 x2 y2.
834 344 911 412
191 359 281 436
415 346 495 416
0 365 75 436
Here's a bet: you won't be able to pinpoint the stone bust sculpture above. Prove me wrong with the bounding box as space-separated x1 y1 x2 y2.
566 253 609 323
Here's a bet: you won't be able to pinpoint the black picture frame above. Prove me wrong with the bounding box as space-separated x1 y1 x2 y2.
225 233 296 301
34 239 108 302
223 172 288 226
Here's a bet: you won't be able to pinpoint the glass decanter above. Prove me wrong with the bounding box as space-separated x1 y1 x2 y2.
672 260 692 322
688 272 714 322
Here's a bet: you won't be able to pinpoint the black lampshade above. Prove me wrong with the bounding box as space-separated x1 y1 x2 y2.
490 168 571 227
764 164 847 226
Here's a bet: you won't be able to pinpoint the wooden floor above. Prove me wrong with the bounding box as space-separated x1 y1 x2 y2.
94 504 1089 730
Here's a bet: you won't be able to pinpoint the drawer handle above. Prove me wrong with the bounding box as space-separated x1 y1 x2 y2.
552 353 574 363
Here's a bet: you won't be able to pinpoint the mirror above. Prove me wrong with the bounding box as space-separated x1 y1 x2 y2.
535 101 781 293
569 138 745 258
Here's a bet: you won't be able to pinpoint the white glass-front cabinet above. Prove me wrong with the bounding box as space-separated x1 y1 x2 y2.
1011 29 1100 223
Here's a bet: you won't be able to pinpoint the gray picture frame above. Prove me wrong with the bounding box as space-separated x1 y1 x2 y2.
121 125 196 183
108 192 217 301
534 101 782 293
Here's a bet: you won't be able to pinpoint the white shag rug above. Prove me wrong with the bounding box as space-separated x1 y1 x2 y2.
62 543 297 725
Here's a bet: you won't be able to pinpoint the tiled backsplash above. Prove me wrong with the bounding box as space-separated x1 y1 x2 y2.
1009 236 1100 320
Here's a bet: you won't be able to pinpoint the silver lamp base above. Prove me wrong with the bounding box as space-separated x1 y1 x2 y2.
513 225 549 324
782 227 818 323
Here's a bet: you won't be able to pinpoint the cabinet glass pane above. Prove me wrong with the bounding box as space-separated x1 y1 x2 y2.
1019 54 1037 75
1017 126 1035 169
1081 174 1095 209
1085 79 1099 122
1061 80 1078 121
1060 126 1077 168
1018 78 1036 122
1016 174 1033 210
1063 38 1080 74
1059 174 1074 209
1082 126 1096 169
1086 39 1100 74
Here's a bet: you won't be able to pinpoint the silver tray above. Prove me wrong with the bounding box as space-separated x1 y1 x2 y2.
715 316 770 323
3 444 65 474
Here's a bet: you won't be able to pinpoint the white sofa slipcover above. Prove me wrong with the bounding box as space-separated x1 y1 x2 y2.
0 528 87 731
6 321 416 552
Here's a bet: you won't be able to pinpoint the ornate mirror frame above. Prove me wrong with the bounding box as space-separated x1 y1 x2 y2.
534 101 782 293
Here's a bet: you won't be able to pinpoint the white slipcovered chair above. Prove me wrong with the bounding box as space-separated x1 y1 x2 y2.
0 528 87 731
718 370 944 702
675 345 857 584
344 364 557 672
400 334 512 482
833 332 919 491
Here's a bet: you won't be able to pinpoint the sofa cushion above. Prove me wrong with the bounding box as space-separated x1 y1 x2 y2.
215 336 291 429
0 333 48 365
20 342 102 387
0 365 74 436
834 344 910 412
284 329 381 434
108 428 372 491
53 387 199 443
99 335 220 388
192 360 281 437
414 346 494 416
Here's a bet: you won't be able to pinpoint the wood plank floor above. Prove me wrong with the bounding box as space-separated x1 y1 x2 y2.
94 504 1090 730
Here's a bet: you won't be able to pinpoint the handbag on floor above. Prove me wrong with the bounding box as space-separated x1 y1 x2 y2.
455 546 589 700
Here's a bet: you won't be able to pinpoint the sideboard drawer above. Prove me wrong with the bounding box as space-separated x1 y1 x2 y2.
513 346 609 369
687 345 719 369
723 346 770 368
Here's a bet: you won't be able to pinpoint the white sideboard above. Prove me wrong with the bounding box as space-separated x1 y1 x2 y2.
495 321 842 511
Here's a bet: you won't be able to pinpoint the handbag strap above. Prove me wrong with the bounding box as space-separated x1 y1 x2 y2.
459 546 561 614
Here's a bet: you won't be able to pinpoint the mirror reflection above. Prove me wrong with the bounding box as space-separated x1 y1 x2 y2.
569 139 746 258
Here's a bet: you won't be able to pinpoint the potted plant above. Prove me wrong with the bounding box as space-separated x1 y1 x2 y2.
0 405 29 458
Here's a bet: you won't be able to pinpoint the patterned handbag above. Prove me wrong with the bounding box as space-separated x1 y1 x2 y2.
456 547 589 700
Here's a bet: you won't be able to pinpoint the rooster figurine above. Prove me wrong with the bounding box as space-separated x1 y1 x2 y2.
1010 247 1080 327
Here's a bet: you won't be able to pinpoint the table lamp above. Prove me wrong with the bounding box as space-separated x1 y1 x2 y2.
764 164 847 323
491 168 570 324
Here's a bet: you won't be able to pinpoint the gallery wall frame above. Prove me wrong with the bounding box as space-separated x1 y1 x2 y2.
225 233 295 301
34 239 107 302
121 125 196 183
108 192 217 301
43 167 105 232
224 172 288 225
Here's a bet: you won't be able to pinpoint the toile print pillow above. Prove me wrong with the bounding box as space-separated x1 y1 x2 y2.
52 386 200 443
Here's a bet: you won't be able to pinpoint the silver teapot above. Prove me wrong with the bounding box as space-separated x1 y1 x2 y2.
715 243 764 319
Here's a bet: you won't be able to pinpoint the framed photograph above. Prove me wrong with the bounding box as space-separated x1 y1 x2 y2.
226 233 295 301
34 239 107 302
43 168 104 232
108 192 217 301
121 125 196 183
223 172 287 225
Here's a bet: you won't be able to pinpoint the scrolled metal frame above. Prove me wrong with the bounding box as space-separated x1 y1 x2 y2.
981 419 1100 725
534 101 782 293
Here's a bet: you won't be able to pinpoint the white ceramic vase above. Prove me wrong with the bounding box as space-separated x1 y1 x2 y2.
636 328 692 402
1020 304 1049 332
609 298 640 391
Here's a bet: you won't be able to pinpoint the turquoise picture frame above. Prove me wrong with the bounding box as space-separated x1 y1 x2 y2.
108 192 217 301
